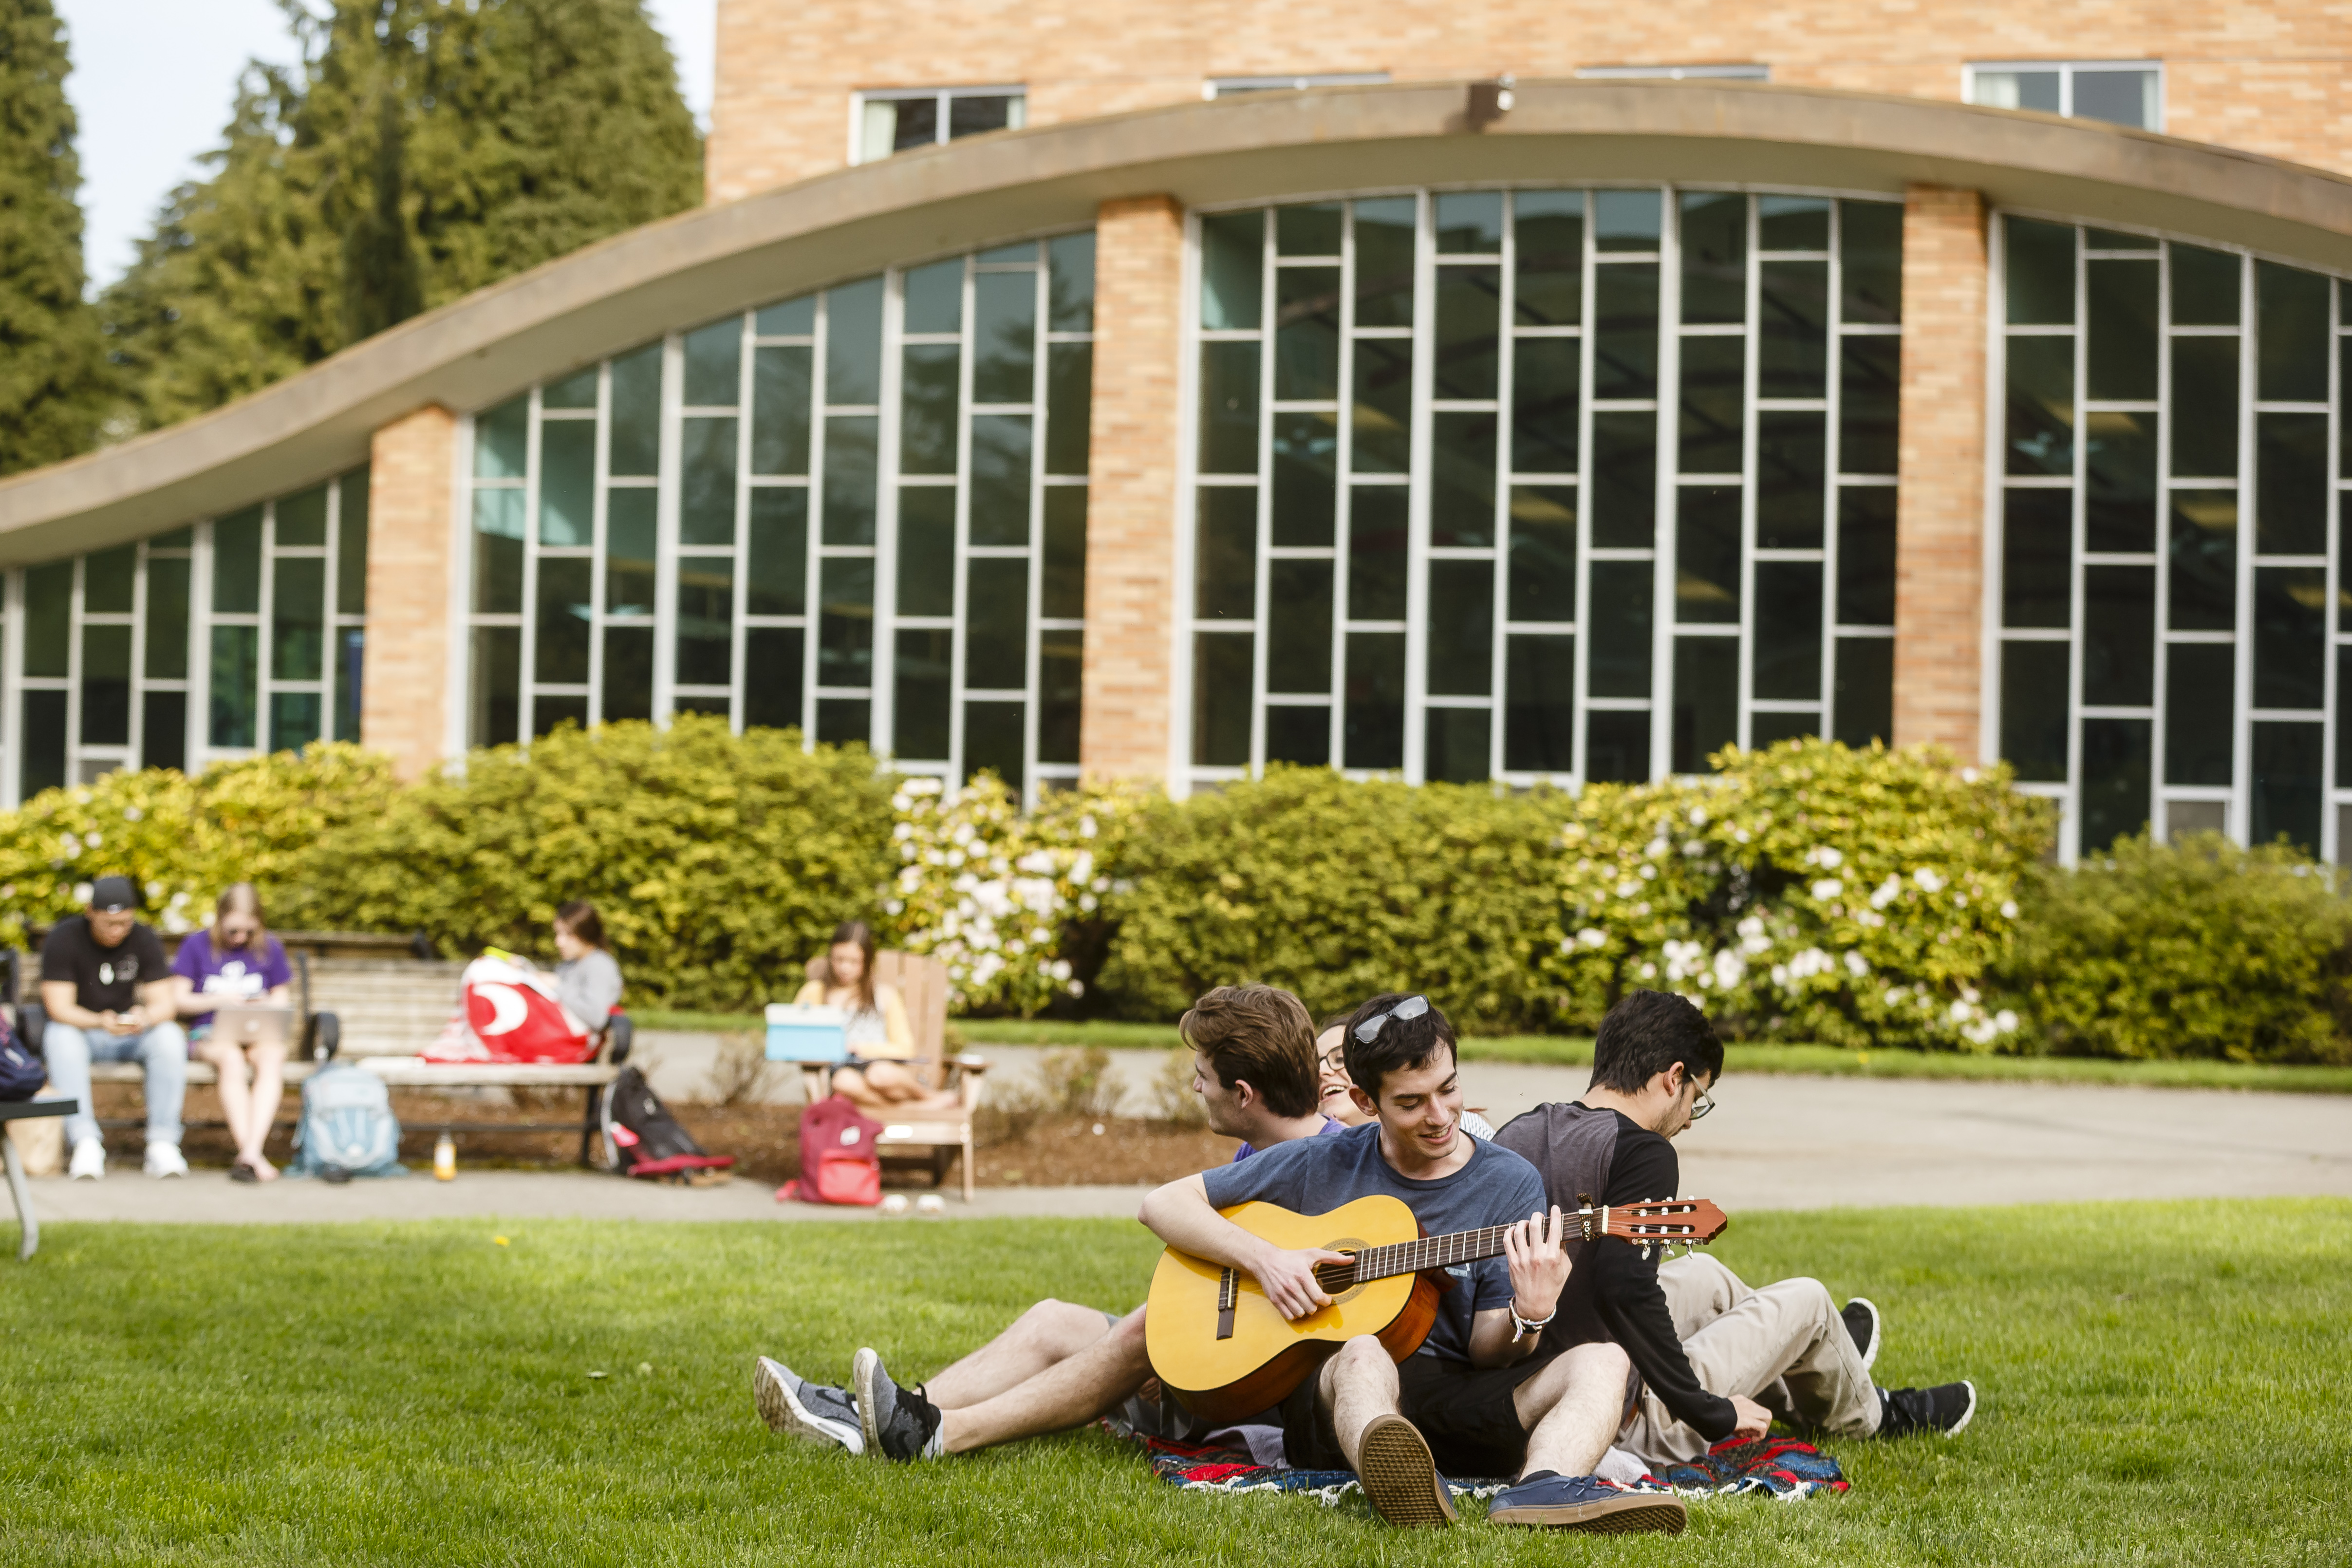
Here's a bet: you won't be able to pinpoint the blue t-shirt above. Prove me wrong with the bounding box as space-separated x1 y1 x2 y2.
1231 1116 1347 1161
1199 1120 1548 1364
170 930 293 1027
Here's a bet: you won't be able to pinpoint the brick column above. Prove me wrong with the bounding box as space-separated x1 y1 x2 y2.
1892 186 1989 759
1080 195 1185 783
361 404 459 780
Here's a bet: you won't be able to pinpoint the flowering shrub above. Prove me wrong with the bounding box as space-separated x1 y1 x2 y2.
1538 740 2055 1049
885 773 1152 1013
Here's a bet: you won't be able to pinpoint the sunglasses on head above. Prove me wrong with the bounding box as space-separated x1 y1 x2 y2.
1353 994 1430 1044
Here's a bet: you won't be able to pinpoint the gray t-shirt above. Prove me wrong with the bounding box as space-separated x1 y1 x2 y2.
1198 1120 1547 1363
555 949 623 1027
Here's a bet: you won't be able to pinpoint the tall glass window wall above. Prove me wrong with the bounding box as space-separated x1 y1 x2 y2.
6 469 370 805
1994 215 2352 861
1184 187 1902 789
467 232 1095 803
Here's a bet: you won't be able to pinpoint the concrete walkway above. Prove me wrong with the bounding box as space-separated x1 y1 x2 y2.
16 1065 2350 1224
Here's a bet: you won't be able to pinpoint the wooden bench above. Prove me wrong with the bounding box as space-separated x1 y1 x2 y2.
0 1099 75 1260
5 936 633 1167
793 951 989 1202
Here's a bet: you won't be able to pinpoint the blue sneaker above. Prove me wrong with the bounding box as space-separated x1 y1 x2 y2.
1487 1473 1687 1533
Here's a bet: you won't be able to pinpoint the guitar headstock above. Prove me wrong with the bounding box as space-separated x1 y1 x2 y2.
1600 1197 1727 1252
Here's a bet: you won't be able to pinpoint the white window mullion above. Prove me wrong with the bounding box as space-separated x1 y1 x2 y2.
1400 190 1434 784
653 333 684 724
1653 192 1683 780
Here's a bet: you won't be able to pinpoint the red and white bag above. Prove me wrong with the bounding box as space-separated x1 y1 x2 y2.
422 953 595 1064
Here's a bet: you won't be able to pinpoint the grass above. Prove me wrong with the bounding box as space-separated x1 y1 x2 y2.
630 1010 2352 1093
0 1199 2345 1565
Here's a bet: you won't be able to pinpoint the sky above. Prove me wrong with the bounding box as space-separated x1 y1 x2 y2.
53 0 719 293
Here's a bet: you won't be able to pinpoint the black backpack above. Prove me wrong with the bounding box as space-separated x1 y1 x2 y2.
599 1066 733 1181
0 1015 43 1101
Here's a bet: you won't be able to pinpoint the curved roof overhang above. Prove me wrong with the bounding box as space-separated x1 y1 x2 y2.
7 77 2352 565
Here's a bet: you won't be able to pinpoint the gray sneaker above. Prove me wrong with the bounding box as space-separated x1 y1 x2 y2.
852 1346 944 1461
754 1357 863 1455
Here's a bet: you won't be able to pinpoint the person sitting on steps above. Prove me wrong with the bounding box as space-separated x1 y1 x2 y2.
42 875 189 1180
793 920 957 1117
168 883 294 1183
1493 988 1978 1464
753 984 1343 1459
1133 991 1684 1534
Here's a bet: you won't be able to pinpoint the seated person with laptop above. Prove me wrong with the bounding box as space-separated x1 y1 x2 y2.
753 984 1343 1459
168 882 296 1183
789 920 957 1116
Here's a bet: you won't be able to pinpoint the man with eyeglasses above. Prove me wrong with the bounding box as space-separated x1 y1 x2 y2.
1496 989 1977 1467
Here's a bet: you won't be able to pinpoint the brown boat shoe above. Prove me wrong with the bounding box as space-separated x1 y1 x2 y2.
1354 1414 1457 1528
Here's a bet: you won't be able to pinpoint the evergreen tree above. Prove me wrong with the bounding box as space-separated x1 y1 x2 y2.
0 0 109 474
104 0 702 433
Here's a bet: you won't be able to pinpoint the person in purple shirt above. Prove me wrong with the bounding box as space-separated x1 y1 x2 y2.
168 884 295 1183
754 984 1333 1460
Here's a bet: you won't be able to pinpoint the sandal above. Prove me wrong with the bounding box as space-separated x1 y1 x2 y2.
229 1158 261 1184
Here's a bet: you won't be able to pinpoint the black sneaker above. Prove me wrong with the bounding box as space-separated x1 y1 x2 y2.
1842 1297 1881 1371
1878 1381 1977 1437
852 1346 944 1461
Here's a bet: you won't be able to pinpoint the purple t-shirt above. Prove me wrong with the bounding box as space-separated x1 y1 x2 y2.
1231 1116 1347 1162
171 930 293 1027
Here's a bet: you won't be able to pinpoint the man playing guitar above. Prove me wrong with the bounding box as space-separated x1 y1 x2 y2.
1137 992 1686 1534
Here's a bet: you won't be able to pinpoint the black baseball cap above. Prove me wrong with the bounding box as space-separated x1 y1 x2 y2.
88 876 139 914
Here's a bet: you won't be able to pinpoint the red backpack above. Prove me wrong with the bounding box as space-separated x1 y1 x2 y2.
779 1095 882 1206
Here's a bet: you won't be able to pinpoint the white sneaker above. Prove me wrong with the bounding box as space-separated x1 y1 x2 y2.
68 1139 105 1180
144 1142 189 1178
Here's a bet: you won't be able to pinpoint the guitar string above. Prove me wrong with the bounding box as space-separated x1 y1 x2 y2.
1316 1205 1710 1287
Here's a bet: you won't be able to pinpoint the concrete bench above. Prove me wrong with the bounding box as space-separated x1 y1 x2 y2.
6 937 633 1167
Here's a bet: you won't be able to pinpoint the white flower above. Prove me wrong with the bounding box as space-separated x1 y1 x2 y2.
893 822 915 841
1639 963 1658 979
1742 931 1771 955
951 822 976 847
1711 949 1746 987
1810 878 1844 900
2000 900 2019 920
1576 928 1608 949
1071 851 1095 884
1616 880 1640 898
1845 950 1869 978
1770 965 1790 987
1638 864 1657 881
1015 850 1056 875
1960 767 1980 784
1994 1009 2019 1032
1078 814 1099 839
1805 846 1845 870
1733 828 1751 844
1869 876 1903 911
1884 986 1909 1007
72 881 92 904
1736 915 1765 938
885 898 905 915
1961 986 1981 1005
1688 806 1708 825
1913 867 1946 893
122 806 143 822
1683 840 1705 857
1646 837 1670 859
59 833 80 857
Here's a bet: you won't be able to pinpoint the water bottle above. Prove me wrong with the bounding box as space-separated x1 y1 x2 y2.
433 1133 456 1181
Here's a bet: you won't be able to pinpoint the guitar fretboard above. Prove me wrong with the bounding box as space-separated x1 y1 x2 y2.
1322 1224 1515 1288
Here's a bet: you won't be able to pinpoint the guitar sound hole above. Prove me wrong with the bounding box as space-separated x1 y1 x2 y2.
1313 1240 1370 1306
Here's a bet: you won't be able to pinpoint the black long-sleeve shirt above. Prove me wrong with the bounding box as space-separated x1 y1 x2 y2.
1586 1109 1737 1442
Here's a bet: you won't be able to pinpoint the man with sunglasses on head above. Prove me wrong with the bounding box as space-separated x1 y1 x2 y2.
1137 991 1686 1534
1496 989 1977 1468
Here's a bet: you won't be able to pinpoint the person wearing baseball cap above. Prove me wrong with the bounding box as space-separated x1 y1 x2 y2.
40 876 189 1179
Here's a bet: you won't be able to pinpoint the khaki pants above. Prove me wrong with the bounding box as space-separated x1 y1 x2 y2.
1617 1253 1881 1463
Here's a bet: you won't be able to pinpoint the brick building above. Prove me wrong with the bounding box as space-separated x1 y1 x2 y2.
4 7 2352 863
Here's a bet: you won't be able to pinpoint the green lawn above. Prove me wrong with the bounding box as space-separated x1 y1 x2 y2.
634 1009 2352 1093
1 1200 2345 1565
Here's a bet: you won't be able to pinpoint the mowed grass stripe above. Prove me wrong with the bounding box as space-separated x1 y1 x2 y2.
0 1200 2344 1566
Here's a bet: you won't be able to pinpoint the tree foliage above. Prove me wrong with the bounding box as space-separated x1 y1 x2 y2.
0 0 108 473
102 0 703 432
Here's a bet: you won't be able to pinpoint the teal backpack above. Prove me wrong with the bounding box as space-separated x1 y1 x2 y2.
290 1062 406 1180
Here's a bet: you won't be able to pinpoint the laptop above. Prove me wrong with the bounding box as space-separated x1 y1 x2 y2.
209 1002 295 1050
764 1003 851 1064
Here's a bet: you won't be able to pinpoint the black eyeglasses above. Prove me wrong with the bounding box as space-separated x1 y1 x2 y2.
1354 995 1429 1044
1689 1085 1716 1120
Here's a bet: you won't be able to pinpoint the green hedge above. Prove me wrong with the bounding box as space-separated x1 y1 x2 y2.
1998 832 2352 1064
8 728 2351 1062
1093 768 1566 1032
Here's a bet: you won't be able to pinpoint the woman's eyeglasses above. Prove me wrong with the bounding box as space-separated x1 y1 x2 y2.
1354 995 1429 1044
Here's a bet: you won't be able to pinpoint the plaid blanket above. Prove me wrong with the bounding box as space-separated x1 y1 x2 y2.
1124 1428 1845 1506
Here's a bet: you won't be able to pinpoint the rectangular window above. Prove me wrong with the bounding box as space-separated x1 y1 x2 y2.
854 87 1026 164
1967 62 2163 132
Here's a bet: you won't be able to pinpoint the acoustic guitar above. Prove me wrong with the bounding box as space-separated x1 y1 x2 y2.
1143 1193 1727 1423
